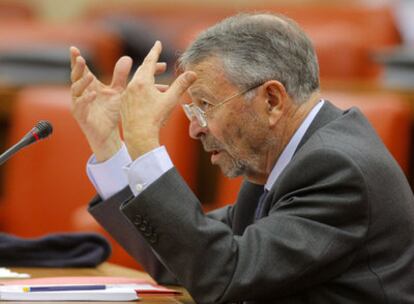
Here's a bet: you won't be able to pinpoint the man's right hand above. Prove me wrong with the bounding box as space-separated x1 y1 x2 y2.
70 46 133 162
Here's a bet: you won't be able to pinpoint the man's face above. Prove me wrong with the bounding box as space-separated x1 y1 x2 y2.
187 59 271 179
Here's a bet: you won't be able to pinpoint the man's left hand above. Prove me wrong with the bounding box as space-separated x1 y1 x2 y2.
121 41 197 160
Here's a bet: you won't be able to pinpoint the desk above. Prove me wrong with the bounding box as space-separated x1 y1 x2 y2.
7 263 194 304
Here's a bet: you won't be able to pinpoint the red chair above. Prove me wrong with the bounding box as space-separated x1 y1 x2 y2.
176 4 400 81
0 2 34 21
0 20 122 78
86 3 400 82
325 91 412 174
0 86 95 237
271 4 400 80
0 86 199 268
208 92 412 210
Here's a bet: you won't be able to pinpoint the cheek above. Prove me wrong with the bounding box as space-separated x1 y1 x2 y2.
210 107 254 150
207 123 222 140
220 122 244 150
220 109 246 142
226 111 269 155
208 114 235 141
224 121 242 139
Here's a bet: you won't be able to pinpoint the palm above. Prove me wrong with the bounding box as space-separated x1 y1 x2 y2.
70 48 132 160
80 79 122 146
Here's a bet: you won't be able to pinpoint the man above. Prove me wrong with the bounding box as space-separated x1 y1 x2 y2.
70 13 414 303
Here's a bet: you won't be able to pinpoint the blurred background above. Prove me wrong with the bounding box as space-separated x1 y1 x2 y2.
0 0 413 269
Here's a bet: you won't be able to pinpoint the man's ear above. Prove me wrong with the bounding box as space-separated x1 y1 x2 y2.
263 80 289 126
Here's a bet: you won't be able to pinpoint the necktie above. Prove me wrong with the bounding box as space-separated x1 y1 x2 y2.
254 189 269 221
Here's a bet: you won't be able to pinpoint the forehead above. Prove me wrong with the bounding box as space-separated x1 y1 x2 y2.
186 57 233 98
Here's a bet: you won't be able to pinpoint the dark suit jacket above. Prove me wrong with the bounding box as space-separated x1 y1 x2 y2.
89 102 414 303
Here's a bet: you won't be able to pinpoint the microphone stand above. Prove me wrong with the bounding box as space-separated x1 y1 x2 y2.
0 120 53 166
0 137 32 166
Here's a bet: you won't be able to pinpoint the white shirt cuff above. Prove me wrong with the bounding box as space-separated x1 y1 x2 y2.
87 144 132 200
124 146 173 196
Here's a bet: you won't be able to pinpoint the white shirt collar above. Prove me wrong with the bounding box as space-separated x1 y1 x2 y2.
264 100 325 191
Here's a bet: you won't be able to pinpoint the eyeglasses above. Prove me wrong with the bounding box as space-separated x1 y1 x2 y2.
182 83 263 128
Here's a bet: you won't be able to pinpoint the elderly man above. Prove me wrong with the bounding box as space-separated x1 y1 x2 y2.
70 13 414 304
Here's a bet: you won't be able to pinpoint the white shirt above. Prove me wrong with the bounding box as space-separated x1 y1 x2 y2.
87 101 324 200
264 100 324 191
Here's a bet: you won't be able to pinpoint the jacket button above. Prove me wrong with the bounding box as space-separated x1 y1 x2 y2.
144 226 153 237
133 215 142 226
139 224 147 232
149 233 158 244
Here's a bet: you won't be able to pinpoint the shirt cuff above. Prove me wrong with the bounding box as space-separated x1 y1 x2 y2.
87 144 132 200
124 146 173 196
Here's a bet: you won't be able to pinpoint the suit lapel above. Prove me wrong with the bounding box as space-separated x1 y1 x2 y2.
232 180 264 235
296 100 342 153
266 101 343 212
232 101 344 233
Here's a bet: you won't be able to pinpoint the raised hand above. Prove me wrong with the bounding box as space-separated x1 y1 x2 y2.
121 41 197 160
70 46 132 162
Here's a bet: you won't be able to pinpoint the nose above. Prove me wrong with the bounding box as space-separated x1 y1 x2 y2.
189 118 207 140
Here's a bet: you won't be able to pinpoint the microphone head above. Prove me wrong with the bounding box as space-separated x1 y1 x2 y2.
33 120 53 140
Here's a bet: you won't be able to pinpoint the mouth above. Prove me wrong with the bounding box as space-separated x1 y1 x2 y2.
210 150 221 163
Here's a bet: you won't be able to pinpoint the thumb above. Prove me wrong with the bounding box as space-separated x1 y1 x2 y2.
111 56 133 89
167 71 197 100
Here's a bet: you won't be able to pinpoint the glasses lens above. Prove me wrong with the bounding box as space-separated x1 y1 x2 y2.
182 104 194 121
193 107 207 128
182 104 207 127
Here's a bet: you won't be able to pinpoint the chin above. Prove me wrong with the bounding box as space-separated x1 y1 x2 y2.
220 164 245 178
216 153 248 178
222 171 241 178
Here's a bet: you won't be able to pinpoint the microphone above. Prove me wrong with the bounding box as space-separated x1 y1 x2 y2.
0 120 53 166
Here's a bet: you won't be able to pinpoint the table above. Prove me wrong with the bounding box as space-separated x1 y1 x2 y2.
6 263 194 304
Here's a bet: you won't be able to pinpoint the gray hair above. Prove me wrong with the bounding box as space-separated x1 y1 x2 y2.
178 13 320 104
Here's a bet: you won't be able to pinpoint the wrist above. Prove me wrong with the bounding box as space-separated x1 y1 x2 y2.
124 134 160 160
90 132 123 162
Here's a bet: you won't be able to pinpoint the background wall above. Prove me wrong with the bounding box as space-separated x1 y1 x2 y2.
2 0 397 22
0 0 412 270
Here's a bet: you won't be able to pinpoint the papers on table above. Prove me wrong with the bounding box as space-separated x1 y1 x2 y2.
0 268 30 279
0 284 139 301
0 276 180 301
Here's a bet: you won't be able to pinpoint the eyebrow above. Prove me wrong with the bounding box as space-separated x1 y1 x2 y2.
189 87 217 104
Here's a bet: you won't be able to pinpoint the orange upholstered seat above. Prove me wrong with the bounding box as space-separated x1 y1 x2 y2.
0 2 34 21
208 93 412 210
0 20 122 79
0 86 199 268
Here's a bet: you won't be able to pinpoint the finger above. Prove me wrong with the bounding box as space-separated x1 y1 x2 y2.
72 91 96 120
71 72 94 98
155 62 167 76
155 84 169 92
132 41 162 81
70 46 81 69
167 71 197 101
71 56 86 83
133 62 167 86
110 56 133 89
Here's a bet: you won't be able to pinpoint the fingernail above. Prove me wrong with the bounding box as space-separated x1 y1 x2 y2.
185 72 196 82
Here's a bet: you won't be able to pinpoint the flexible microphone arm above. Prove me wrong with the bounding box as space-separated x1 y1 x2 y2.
0 120 53 166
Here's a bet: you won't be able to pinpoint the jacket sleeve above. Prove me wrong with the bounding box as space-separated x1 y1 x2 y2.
88 185 235 285
119 148 369 304
88 187 179 284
